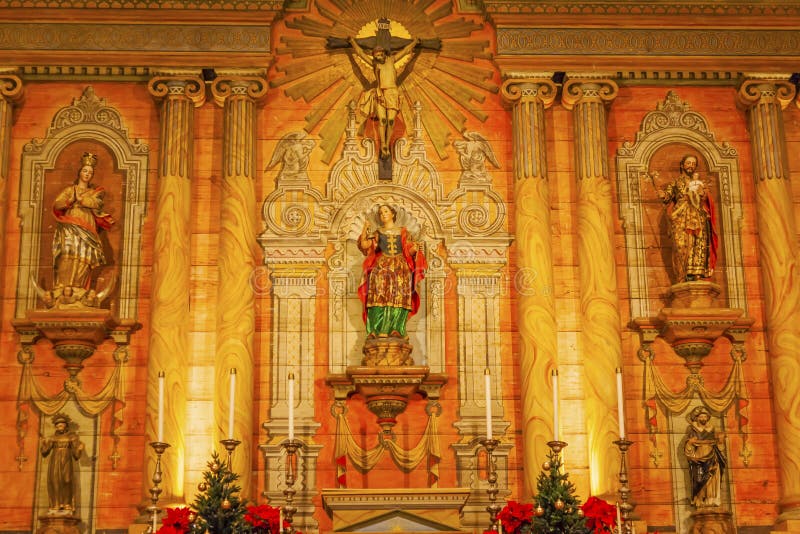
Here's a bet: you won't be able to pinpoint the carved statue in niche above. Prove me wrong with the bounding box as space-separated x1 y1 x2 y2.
358 204 427 366
656 154 719 283
684 406 727 508
40 413 85 514
35 152 116 309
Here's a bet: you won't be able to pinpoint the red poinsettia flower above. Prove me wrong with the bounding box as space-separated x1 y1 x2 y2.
156 507 193 534
581 496 617 533
244 504 281 531
498 500 533 533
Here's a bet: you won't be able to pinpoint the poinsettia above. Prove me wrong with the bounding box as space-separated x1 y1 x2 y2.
581 496 616 533
497 500 534 533
243 504 303 534
156 507 194 534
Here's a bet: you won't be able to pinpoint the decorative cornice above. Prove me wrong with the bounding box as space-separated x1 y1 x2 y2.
0 0 284 9
0 23 270 54
484 1 800 18
496 28 800 57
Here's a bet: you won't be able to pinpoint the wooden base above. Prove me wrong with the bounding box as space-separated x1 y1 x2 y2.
36 515 81 534
690 508 735 534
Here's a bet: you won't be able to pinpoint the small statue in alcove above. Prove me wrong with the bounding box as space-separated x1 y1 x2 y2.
684 406 727 508
34 152 116 308
657 154 719 283
40 413 85 514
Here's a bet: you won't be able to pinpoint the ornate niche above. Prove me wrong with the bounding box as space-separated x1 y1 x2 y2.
617 91 751 533
11 86 148 531
259 103 511 531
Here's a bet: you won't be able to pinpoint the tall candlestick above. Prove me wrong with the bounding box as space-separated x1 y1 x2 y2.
157 371 165 443
228 368 236 440
288 372 295 441
616 367 626 439
616 502 622 533
484 368 492 440
551 369 559 442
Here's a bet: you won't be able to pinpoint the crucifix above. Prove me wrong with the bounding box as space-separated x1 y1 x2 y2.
328 18 441 179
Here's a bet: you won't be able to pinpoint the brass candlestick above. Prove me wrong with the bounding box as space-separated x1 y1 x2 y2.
614 438 635 534
219 438 241 469
281 439 301 534
480 438 501 531
147 441 170 533
547 439 568 456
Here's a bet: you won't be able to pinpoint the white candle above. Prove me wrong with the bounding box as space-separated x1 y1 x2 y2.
228 368 236 440
616 502 622 533
157 371 165 443
288 372 295 441
484 368 492 440
616 367 626 439
552 369 559 442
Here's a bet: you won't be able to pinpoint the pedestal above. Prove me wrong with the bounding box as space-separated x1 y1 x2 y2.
36 514 81 534
690 508 735 534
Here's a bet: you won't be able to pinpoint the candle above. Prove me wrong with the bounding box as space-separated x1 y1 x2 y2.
484 368 492 440
288 372 295 441
616 367 626 439
616 502 622 533
552 369 559 442
228 368 236 440
157 371 165 443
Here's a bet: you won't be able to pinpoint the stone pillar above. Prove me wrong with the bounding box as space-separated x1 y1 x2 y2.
736 76 800 525
501 76 558 497
144 72 205 503
0 70 22 301
210 71 267 498
561 75 621 499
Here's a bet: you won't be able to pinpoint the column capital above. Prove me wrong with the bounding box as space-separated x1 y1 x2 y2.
0 69 23 103
501 76 557 108
147 69 206 107
210 69 268 107
736 75 796 110
561 75 619 110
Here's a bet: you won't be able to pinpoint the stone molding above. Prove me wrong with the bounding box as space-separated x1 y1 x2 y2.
496 28 800 57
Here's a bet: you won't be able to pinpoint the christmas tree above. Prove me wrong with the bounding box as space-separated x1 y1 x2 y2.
530 450 590 534
190 451 247 533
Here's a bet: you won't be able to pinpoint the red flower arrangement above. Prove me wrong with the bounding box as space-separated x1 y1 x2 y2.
156 507 194 534
580 496 617 533
244 504 302 534
497 500 534 533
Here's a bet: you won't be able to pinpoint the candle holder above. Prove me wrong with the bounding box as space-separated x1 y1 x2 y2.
281 438 302 534
613 438 635 534
146 441 170 533
219 438 241 470
546 440 568 457
480 438 502 531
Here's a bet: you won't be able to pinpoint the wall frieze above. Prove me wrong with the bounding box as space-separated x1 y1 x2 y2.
496 28 800 57
484 1 800 18
0 23 270 53
0 0 284 9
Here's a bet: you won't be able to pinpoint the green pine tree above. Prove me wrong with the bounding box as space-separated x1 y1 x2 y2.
531 451 590 534
190 451 248 534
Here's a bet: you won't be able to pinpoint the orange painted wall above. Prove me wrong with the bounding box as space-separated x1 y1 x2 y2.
0 36 796 534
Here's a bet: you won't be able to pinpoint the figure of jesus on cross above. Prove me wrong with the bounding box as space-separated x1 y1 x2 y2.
348 33 420 160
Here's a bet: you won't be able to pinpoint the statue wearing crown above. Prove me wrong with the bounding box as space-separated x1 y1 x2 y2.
41 152 115 308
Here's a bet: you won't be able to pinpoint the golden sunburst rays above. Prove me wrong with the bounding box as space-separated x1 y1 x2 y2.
271 0 498 163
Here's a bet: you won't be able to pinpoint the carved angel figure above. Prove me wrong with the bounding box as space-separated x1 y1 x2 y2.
454 131 500 183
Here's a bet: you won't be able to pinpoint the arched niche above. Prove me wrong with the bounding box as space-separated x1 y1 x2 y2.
616 91 745 319
16 86 149 320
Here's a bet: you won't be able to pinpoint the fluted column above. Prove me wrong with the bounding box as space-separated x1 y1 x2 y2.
0 70 23 302
144 72 205 503
501 76 557 497
210 71 267 498
736 77 800 524
562 75 621 499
